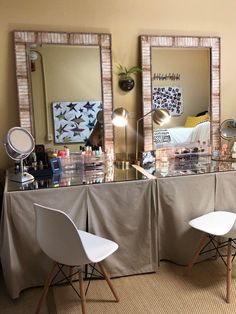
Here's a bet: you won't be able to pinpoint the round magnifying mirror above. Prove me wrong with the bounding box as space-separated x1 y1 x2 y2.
4 127 35 183
220 119 236 140
5 127 35 159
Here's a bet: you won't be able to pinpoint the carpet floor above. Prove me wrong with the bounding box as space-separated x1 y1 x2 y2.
1 260 236 313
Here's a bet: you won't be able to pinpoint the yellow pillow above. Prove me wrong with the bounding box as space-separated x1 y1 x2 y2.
184 113 209 128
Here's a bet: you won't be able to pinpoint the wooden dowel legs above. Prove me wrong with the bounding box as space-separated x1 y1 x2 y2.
98 262 119 302
187 233 208 274
35 262 57 314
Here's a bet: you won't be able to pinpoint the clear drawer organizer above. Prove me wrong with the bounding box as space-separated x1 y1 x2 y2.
59 151 114 176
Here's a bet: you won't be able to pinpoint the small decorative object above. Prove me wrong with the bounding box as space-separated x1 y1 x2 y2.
220 143 228 157
50 157 62 174
116 64 142 92
152 73 181 81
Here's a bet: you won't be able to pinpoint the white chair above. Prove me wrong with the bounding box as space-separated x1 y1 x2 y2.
188 211 236 303
34 203 119 314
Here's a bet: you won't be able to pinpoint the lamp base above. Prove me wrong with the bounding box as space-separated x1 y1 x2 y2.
134 160 141 166
10 172 35 183
115 160 130 170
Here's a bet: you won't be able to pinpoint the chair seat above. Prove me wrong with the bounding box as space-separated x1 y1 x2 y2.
78 230 118 263
189 211 236 237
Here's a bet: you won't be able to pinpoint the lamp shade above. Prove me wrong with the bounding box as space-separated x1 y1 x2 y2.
152 108 171 126
112 107 128 127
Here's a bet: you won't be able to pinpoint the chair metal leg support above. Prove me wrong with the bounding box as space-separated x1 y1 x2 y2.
69 266 74 284
187 233 208 274
79 270 86 314
35 262 57 314
98 262 119 302
227 238 232 303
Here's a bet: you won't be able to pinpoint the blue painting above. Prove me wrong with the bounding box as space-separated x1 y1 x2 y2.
52 101 102 144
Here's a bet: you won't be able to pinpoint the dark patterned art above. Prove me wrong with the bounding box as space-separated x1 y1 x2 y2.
52 101 102 144
153 86 183 116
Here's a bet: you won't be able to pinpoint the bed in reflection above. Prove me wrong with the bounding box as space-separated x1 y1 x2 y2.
154 121 210 147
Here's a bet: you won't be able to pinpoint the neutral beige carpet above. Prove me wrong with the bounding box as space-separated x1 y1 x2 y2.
1 260 236 313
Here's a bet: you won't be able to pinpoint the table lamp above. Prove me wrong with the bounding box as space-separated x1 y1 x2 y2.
136 108 171 162
112 107 129 167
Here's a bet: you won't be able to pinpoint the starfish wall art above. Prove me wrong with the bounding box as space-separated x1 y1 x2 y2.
52 101 102 144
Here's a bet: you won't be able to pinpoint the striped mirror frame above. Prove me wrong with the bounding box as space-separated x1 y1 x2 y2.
140 35 220 152
14 30 114 152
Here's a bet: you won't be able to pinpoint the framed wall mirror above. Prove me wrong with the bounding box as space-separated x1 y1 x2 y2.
140 35 220 153
14 31 114 152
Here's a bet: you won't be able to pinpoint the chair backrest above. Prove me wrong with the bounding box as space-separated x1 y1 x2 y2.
34 203 90 266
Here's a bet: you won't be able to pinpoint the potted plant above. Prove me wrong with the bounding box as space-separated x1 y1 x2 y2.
116 64 142 91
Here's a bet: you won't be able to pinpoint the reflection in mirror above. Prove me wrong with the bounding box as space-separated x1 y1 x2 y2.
30 45 102 146
140 35 220 153
14 31 114 153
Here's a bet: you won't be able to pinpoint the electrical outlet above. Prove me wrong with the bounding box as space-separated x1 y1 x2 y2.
47 134 53 141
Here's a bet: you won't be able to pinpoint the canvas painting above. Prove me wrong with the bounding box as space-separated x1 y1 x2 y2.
52 101 102 144
153 86 183 116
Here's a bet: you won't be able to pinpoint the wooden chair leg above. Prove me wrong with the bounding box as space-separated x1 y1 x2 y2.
226 238 232 303
98 262 119 302
35 262 57 314
187 233 208 274
79 270 86 314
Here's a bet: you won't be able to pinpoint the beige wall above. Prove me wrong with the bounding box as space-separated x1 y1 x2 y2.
1 0 236 169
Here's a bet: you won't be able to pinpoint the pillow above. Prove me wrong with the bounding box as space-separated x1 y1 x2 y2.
184 113 209 128
195 110 209 117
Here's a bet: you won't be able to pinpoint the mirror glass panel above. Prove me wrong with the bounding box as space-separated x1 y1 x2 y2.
140 35 220 153
14 31 114 152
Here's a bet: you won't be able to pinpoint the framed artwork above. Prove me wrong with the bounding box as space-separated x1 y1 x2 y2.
52 101 102 144
153 86 183 116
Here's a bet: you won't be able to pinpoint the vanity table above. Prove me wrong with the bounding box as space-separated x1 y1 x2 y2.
6 29 236 301
154 157 236 265
2 159 236 299
0 167 157 299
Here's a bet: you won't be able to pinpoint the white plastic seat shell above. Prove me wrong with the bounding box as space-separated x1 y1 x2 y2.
189 211 236 238
34 203 119 314
78 230 118 263
34 203 118 266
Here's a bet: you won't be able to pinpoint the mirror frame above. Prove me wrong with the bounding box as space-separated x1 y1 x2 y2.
140 35 220 152
14 30 114 152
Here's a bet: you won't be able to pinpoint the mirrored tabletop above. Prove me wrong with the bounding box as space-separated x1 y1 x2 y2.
6 165 146 192
143 155 236 178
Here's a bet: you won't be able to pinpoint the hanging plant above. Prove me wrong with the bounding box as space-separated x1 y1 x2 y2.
116 64 142 92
